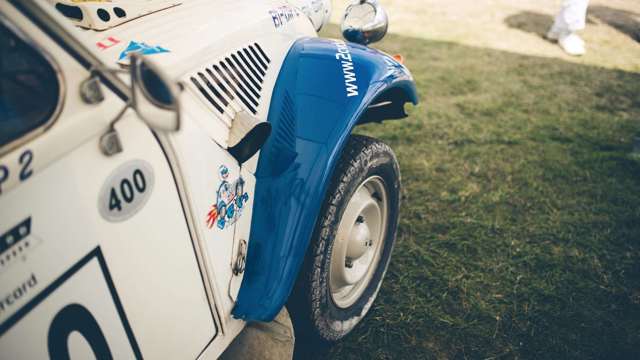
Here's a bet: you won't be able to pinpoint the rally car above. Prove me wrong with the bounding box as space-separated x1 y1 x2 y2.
0 0 418 358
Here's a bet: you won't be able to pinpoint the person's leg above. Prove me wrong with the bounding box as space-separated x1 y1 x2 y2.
560 0 589 32
548 0 590 56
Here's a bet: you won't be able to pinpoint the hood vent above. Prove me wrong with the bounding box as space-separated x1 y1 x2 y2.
189 43 271 119
54 0 182 31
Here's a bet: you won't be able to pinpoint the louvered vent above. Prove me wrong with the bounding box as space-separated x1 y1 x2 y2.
190 43 271 118
267 92 297 176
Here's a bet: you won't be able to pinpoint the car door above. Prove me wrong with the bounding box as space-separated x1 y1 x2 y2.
0 4 215 359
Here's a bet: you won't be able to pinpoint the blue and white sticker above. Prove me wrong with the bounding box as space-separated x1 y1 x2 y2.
206 165 250 231
118 41 170 64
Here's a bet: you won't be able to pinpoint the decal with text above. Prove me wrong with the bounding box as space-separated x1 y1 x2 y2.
0 149 34 196
0 274 37 317
334 40 359 97
98 160 155 222
269 5 300 29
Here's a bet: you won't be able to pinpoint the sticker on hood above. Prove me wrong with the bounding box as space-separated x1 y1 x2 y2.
118 41 170 64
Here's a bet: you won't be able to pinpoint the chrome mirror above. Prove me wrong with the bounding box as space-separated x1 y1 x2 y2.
341 0 388 45
130 53 180 132
96 54 179 156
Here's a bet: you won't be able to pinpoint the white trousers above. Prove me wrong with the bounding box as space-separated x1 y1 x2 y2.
551 0 590 33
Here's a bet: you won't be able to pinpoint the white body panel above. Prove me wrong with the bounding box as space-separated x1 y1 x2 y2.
85 0 316 147
0 115 215 359
0 0 326 358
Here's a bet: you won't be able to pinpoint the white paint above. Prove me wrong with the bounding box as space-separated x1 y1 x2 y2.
0 4 215 358
286 0 332 31
335 40 359 97
0 257 138 359
0 0 327 358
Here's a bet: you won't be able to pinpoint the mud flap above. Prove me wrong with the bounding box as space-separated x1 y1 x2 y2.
220 307 295 360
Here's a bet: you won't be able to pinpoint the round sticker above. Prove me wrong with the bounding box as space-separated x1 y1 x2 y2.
98 160 155 222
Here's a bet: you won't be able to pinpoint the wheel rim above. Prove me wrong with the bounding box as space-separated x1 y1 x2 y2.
330 176 389 309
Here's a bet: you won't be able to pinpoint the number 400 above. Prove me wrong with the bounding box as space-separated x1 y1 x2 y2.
109 169 146 212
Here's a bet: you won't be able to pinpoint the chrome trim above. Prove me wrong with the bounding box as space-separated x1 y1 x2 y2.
341 0 389 45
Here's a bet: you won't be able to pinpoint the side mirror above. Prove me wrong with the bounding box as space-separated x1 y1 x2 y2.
341 0 388 45
130 53 180 132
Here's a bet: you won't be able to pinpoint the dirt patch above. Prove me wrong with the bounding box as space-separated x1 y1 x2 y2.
329 0 640 72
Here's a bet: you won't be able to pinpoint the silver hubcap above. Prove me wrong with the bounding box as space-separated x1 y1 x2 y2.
330 176 388 308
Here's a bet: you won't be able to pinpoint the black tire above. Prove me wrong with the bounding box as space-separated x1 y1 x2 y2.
288 134 401 352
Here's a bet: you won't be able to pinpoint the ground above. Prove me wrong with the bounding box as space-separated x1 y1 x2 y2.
317 1 640 358
330 0 640 72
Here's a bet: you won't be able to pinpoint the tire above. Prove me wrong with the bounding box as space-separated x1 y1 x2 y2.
288 134 401 351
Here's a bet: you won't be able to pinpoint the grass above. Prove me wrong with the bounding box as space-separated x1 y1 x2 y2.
319 25 640 359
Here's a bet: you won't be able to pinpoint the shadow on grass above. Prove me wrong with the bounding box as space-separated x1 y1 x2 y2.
314 24 640 360
504 11 554 39
590 5 640 42
505 6 640 43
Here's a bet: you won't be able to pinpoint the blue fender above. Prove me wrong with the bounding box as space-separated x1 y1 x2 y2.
232 37 419 321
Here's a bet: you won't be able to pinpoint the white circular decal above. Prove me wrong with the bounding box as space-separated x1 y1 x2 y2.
98 160 155 222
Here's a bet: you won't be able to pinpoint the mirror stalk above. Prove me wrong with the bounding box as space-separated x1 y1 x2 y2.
89 54 180 157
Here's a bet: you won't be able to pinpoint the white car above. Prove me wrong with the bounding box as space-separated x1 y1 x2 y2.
0 0 418 358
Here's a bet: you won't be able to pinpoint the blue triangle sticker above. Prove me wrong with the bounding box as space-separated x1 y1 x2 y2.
118 41 170 60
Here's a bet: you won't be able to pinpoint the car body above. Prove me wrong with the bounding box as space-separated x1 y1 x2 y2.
0 0 418 358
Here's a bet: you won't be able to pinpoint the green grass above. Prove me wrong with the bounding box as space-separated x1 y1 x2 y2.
320 25 640 359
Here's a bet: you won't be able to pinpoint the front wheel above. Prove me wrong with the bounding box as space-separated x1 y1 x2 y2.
289 135 401 349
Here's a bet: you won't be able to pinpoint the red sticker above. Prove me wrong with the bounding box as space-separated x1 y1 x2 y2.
96 37 121 51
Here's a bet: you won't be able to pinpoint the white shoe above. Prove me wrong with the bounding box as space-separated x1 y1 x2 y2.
558 33 585 56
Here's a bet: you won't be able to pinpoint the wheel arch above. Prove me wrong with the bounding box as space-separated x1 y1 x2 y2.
233 37 419 321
